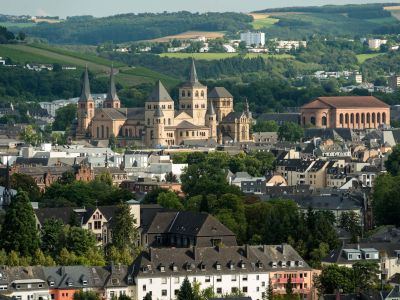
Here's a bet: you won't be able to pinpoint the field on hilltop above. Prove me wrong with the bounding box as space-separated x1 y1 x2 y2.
148 31 225 42
0 43 178 88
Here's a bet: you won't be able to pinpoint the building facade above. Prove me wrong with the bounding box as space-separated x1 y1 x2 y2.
300 96 390 129
76 61 253 147
240 32 266 47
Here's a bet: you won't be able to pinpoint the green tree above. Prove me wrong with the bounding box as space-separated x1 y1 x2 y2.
372 174 400 226
267 278 274 300
338 212 362 242
53 104 77 131
192 281 214 300
157 191 184 210
165 171 178 183
111 202 139 257
33 249 47 266
95 171 113 186
143 293 152 300
278 122 304 142
108 134 118 150
20 125 39 146
253 120 279 132
315 264 355 294
178 277 194 300
386 145 400 176
6 251 20 266
59 171 76 184
286 276 294 296
6 173 41 201
63 226 97 256
0 191 40 256
73 290 100 300
352 261 379 290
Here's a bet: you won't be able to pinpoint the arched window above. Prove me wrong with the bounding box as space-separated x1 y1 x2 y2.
377 112 381 124
125 128 128 136
340 113 344 124
383 112 387 123
372 113 375 123
350 113 354 124
147 118 150 126
367 113 370 123
181 90 185 97
356 113 360 124
361 113 365 123
168 118 171 125
302 117 306 125
310 116 316 125
96 127 100 138
188 91 191 97
345 114 349 124
101 125 104 139
201 91 205 98
195 91 199 97
322 116 327 126
106 127 109 138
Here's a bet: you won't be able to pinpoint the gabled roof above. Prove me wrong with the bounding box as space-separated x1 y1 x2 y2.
302 96 390 109
35 207 77 226
208 87 233 99
94 108 127 121
175 120 206 129
148 80 173 102
221 111 246 123
105 66 119 102
79 67 93 103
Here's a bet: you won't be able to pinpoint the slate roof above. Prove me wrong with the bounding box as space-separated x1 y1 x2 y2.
276 159 314 172
302 96 389 109
289 193 362 212
208 87 233 99
257 113 300 124
175 120 206 129
95 108 127 120
132 244 310 278
0 266 48 292
105 66 119 102
323 242 400 264
79 67 93 103
126 108 145 120
206 100 216 115
35 207 77 226
221 111 246 123
148 80 173 102
181 60 205 88
42 266 105 289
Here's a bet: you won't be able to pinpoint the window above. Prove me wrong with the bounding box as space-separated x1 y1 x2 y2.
205 276 210 283
174 290 179 295
162 290 167 296
310 116 316 125
231 275 237 282
322 116 327 126
231 287 238 294
256 275 259 280
243 275 248 281
216 275 222 282
243 287 248 293
94 221 101 229
143 285 146 291
161 278 167 284
217 288 222 294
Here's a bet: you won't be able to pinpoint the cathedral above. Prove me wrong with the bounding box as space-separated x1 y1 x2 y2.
76 61 253 147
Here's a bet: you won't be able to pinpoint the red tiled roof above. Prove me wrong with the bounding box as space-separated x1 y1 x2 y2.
302 96 390 109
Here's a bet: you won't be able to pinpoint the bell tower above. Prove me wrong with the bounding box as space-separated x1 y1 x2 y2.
77 66 95 138
104 66 121 109
178 59 207 126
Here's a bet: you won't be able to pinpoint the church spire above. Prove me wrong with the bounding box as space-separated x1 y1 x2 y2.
79 65 93 102
106 65 119 102
189 59 198 83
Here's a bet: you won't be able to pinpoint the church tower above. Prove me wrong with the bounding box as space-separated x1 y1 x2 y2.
145 80 174 147
2 160 12 209
205 100 217 141
178 60 207 126
77 66 95 138
104 66 121 109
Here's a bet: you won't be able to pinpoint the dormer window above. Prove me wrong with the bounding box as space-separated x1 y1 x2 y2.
185 263 192 271
256 261 263 268
160 265 165 272
272 262 277 268
82 280 88 286
298 261 304 267
228 261 234 270
290 261 295 267
239 261 246 269
49 281 55 287
127 276 133 285
200 263 206 271
172 264 178 272
281 261 286 268
215 262 221 270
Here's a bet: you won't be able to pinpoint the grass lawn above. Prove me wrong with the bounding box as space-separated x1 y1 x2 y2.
357 53 385 64
252 17 279 30
159 52 293 60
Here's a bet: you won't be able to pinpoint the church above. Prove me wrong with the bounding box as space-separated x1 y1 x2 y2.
76 61 253 147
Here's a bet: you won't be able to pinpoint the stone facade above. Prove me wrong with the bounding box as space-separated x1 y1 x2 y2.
300 96 390 129
76 61 253 147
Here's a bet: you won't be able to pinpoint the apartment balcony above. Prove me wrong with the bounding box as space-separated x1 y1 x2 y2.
276 278 304 284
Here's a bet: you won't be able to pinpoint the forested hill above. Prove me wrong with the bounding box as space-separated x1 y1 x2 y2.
23 12 252 45
254 3 397 14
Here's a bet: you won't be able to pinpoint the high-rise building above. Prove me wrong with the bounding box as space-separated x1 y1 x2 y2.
240 31 265 47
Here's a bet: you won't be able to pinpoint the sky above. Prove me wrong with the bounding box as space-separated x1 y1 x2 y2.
2 0 399 18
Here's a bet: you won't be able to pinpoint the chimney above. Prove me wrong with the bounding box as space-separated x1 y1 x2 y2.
281 243 286 254
263 245 267 254
245 244 250 259
192 246 197 260
149 247 154 262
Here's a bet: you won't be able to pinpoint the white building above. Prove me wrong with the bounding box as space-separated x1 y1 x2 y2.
223 44 236 53
368 39 387 50
240 32 265 47
275 40 307 52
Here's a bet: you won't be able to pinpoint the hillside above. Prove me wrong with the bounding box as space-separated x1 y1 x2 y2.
251 3 400 39
22 12 251 45
0 43 179 88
